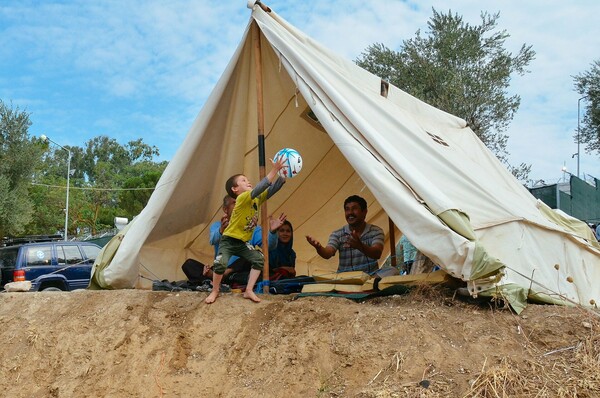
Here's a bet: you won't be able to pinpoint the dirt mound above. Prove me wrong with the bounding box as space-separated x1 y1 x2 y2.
0 288 598 397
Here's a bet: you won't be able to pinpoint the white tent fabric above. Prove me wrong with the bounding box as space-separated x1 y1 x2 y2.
95 5 600 312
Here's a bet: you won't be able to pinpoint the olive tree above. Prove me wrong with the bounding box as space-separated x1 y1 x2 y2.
0 101 44 236
573 59 600 154
356 9 535 179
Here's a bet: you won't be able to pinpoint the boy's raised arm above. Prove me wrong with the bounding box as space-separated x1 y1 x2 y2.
251 157 286 199
266 156 286 182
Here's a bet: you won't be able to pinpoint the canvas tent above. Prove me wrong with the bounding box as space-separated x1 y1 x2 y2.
92 3 600 313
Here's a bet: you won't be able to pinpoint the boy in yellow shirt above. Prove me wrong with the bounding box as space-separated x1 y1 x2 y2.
206 158 286 304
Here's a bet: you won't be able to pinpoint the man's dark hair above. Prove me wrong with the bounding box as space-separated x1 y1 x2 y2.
222 195 234 209
225 174 243 198
344 195 367 210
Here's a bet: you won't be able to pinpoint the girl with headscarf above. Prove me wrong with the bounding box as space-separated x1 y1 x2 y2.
269 220 296 280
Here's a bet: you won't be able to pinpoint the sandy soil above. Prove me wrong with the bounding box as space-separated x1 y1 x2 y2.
0 287 598 397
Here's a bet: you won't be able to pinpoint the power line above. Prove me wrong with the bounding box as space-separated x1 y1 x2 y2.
30 182 155 192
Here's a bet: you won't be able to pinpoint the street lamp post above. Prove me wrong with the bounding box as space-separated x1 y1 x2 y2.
41 135 71 241
577 95 589 179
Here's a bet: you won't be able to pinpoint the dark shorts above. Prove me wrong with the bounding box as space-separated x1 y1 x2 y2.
213 236 264 275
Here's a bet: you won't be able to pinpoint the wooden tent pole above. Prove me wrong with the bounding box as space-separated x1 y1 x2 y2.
253 20 270 293
388 218 397 267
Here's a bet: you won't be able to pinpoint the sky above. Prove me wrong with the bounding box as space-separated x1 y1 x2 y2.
1 0 599 186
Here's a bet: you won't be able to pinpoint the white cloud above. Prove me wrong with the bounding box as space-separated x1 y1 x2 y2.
0 0 599 181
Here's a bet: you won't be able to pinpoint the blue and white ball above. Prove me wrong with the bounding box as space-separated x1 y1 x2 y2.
274 148 303 178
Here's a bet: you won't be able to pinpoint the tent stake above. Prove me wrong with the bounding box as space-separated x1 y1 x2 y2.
253 20 270 294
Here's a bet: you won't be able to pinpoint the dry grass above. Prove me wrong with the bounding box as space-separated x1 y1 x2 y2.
396 283 600 397
464 314 600 398
405 282 462 305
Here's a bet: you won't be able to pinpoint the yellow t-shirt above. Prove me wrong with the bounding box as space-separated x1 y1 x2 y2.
223 190 269 242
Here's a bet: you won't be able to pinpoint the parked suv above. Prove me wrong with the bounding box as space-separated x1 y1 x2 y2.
0 235 101 292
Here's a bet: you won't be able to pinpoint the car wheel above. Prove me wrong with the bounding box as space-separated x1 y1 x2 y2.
41 287 63 292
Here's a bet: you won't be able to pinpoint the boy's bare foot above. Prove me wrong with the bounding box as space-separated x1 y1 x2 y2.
243 290 261 303
205 291 219 304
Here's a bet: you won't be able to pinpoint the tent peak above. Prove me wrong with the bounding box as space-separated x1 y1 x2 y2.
247 0 271 13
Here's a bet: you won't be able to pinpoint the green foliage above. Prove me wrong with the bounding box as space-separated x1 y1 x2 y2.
73 137 163 235
26 176 68 235
0 101 44 237
28 142 78 236
81 139 163 234
118 162 166 219
0 99 165 238
81 136 160 184
25 134 165 237
574 59 600 154
356 9 535 179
